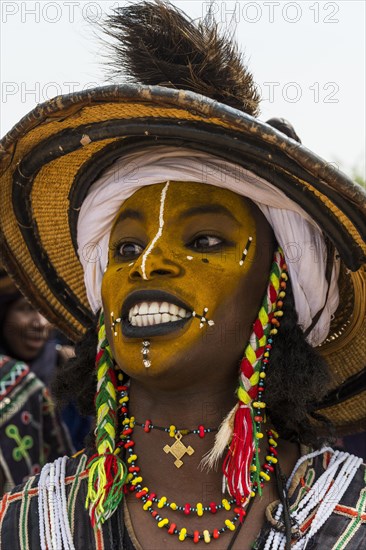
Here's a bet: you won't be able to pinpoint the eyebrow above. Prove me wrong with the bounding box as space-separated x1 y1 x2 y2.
178 204 240 224
113 208 145 225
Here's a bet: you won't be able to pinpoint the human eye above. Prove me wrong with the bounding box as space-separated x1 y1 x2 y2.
189 235 223 251
113 241 144 259
16 301 35 313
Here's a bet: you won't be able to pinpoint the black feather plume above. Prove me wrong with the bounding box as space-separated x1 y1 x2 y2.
103 0 260 116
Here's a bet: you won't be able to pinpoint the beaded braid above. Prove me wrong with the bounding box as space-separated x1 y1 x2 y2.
85 312 127 527
225 248 286 503
203 248 287 505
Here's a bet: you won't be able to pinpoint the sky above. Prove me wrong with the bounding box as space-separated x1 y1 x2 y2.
0 0 365 178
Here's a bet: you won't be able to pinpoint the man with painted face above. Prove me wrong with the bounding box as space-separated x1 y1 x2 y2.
0 2 365 549
103 183 273 387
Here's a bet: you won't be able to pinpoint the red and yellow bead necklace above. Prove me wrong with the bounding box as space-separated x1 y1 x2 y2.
117 386 279 544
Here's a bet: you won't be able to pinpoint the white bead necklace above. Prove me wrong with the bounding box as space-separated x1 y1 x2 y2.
264 448 362 549
38 456 75 550
293 453 362 549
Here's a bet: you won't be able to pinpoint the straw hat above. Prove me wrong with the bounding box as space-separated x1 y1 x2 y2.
0 1 365 433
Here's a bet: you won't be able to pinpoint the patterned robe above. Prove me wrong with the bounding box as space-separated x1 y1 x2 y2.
0 446 364 549
0 355 73 493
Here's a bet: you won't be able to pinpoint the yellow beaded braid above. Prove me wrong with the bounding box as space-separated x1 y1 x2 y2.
237 250 284 406
86 312 127 527
221 249 287 502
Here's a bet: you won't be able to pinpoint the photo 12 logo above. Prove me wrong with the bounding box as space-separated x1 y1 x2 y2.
202 1 340 24
1 81 100 103
1 1 341 24
257 81 340 104
1 1 119 24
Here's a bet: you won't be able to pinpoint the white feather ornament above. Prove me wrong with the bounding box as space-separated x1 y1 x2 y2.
200 403 238 471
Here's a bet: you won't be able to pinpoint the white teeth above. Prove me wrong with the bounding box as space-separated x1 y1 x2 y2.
169 303 179 315
149 302 159 314
139 303 148 315
128 301 190 327
160 301 169 313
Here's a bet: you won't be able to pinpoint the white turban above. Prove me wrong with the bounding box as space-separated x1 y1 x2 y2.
77 147 340 347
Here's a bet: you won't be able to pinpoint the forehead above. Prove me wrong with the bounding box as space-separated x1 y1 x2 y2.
112 181 254 226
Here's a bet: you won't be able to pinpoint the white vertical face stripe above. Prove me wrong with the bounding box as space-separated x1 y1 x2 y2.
140 181 170 280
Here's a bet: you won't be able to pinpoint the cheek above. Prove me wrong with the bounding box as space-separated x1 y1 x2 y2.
101 271 128 344
183 252 252 309
206 252 262 320
5 312 26 332
102 268 128 306
23 314 36 329
2 320 23 352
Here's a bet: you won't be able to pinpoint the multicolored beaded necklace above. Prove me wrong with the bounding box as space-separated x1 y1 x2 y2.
129 420 218 468
117 389 279 544
133 420 218 438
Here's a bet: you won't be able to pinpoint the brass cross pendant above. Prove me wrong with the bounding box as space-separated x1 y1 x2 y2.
163 432 195 468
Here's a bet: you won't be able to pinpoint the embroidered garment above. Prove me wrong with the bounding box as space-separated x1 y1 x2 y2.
255 449 366 549
0 356 73 493
0 447 364 549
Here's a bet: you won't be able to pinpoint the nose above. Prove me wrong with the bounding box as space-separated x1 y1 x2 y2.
129 246 182 281
30 312 49 330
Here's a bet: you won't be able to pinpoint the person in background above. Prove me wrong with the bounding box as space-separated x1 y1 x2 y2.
0 267 73 494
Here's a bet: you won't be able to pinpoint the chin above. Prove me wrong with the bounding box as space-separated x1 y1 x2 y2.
18 350 41 362
119 360 174 379
118 354 190 385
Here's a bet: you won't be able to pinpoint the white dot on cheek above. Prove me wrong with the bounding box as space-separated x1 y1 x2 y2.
186 256 193 261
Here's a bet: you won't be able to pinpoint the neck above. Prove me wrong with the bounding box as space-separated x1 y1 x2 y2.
124 379 299 509
125 378 236 504
129 377 237 429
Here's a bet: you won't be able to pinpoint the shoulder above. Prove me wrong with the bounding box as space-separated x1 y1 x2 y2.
0 355 30 390
0 354 74 489
0 451 130 549
0 355 43 409
309 450 366 549
0 452 90 549
263 448 366 549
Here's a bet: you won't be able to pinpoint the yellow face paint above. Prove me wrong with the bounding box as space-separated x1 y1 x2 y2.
102 181 274 388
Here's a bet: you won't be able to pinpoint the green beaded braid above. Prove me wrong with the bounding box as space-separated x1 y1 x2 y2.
85 311 127 527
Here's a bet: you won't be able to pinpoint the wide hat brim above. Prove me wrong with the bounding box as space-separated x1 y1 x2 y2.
0 84 365 433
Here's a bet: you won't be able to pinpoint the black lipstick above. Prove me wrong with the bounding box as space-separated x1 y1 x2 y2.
121 290 192 338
